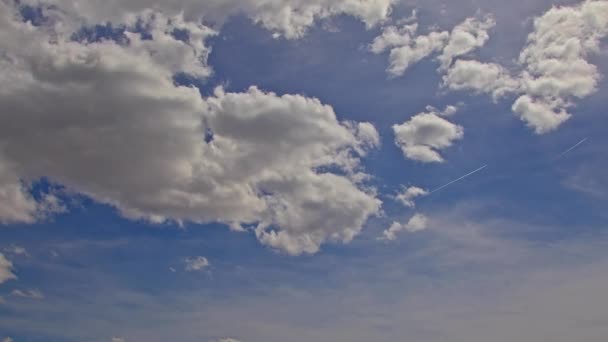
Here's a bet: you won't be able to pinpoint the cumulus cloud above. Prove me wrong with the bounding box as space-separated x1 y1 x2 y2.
443 0 608 133
11 289 45 300
514 0 608 133
371 14 494 76
184 256 210 272
0 253 16 285
381 213 428 241
392 107 464 163
0 1 381 255
20 0 395 39
111 338 125 342
443 60 520 100
395 186 428 208
371 22 449 76
437 15 496 70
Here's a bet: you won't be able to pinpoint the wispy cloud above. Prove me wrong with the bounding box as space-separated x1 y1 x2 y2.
184 256 210 272
11 289 44 300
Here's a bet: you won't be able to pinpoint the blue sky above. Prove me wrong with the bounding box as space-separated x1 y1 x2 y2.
1 0 607 341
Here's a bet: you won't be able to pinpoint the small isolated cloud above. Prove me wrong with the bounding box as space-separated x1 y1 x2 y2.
395 186 429 208
393 107 464 163
382 213 429 241
11 289 44 300
215 339 242 342
184 256 210 272
0 253 16 284
111 338 125 342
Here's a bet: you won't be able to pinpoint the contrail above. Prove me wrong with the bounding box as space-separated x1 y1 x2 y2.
558 138 588 158
429 165 488 194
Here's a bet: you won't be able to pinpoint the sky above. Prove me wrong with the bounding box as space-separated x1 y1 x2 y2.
0 0 607 341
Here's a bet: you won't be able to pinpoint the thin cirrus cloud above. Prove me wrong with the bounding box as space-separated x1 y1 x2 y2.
11 289 45 300
0 1 383 255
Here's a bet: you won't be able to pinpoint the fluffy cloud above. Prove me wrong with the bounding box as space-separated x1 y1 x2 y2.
443 0 608 133
382 213 428 241
514 0 608 133
443 60 520 100
184 256 210 272
111 338 125 342
371 22 449 76
0 2 381 255
20 0 395 39
437 15 496 70
11 289 45 300
0 253 16 284
395 186 428 208
371 14 494 76
392 107 464 163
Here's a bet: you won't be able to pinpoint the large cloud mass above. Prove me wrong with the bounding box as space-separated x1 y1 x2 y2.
19 0 394 39
0 1 381 255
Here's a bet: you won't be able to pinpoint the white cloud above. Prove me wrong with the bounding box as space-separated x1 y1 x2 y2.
11 289 45 300
443 60 520 100
443 0 608 133
395 186 428 208
371 22 449 76
20 0 395 39
437 15 496 70
0 160 39 224
215 339 242 342
371 14 494 76
392 108 464 163
381 213 428 241
111 338 125 342
0 2 382 255
0 253 16 285
511 95 571 134
514 0 608 133
184 256 210 272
